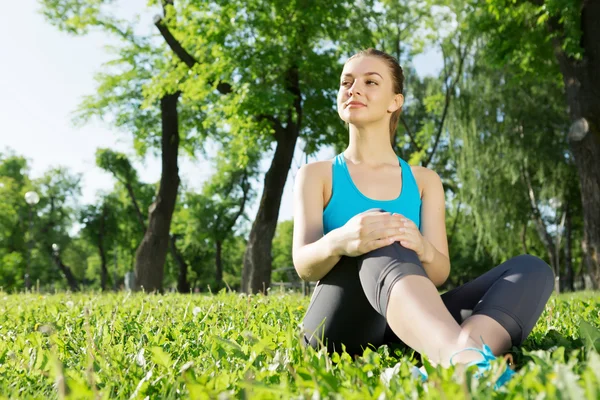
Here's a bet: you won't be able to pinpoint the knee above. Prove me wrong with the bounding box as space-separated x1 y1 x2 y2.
511 254 555 285
360 240 421 264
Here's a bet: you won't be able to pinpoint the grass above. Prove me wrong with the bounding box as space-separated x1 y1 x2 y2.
1 290 600 399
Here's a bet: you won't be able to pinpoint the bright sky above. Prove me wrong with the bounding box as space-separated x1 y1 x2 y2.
0 1 441 223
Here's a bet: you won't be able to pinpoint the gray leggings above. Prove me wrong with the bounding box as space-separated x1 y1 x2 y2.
302 239 555 356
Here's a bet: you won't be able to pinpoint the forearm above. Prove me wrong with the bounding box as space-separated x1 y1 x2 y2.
420 239 451 287
293 230 343 282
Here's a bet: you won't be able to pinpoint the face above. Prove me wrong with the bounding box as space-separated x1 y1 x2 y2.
337 55 403 128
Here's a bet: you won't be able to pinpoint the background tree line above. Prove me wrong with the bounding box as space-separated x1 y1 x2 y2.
0 0 596 294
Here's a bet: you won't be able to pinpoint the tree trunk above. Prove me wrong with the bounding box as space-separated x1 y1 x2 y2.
98 242 108 291
98 205 108 291
564 200 574 292
134 92 181 292
522 165 559 271
170 236 189 293
50 251 79 292
521 220 529 254
548 1 600 287
241 130 299 293
123 168 190 293
553 208 567 293
241 65 302 294
215 239 223 284
126 182 147 229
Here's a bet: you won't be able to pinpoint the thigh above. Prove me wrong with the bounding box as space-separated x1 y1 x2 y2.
301 255 388 356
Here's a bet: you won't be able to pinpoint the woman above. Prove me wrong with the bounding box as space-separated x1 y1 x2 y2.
291 48 554 389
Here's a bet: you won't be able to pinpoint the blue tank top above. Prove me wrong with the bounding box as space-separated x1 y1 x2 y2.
323 153 422 234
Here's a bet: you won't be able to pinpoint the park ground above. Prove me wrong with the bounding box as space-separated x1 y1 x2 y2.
1 290 600 399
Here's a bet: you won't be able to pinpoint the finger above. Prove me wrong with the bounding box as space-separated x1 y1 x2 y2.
368 237 396 251
368 227 407 241
399 239 414 249
401 218 418 229
360 209 391 217
398 226 418 237
363 212 397 224
364 221 403 237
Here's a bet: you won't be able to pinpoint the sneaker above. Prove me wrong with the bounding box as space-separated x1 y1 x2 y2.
410 365 428 382
449 339 516 390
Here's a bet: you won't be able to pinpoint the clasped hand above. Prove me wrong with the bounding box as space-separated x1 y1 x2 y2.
337 210 430 260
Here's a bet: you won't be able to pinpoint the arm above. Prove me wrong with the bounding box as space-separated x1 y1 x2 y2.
292 163 341 282
419 168 451 287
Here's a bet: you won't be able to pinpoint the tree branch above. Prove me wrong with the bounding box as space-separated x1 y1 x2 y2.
424 43 468 168
521 161 558 267
153 14 232 95
447 197 462 247
400 115 422 152
225 170 250 233
154 15 198 69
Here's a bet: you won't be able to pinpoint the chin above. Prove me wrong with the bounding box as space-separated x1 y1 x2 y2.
342 113 373 127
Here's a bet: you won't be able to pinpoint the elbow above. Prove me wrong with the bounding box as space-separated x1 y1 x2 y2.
293 248 312 282
294 264 316 282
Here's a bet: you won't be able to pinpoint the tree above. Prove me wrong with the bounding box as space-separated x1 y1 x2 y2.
446 42 584 291
470 0 600 286
95 148 193 291
173 146 257 289
40 0 214 292
158 0 379 293
79 195 120 290
0 151 31 290
34 168 83 291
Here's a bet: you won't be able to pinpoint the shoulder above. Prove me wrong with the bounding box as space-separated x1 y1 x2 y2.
294 159 333 191
409 165 443 199
296 159 333 181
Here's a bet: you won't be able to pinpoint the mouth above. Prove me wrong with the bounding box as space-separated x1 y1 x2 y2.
345 101 366 108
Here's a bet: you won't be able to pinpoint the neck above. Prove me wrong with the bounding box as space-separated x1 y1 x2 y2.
345 121 397 166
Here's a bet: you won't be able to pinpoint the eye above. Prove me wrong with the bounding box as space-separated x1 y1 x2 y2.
340 80 351 87
366 80 378 85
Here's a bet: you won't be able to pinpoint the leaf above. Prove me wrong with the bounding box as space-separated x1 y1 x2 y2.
214 336 247 359
150 346 173 369
579 320 600 352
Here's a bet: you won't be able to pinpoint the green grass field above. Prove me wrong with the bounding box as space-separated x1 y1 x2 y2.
1 290 600 399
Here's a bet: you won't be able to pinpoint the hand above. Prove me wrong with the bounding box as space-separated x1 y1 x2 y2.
334 210 405 257
394 217 433 263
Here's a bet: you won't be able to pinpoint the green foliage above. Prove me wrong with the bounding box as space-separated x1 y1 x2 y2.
271 220 295 282
0 290 599 398
0 151 31 289
470 0 583 74
444 31 580 268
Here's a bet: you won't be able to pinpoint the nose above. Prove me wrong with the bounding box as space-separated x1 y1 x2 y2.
348 80 362 97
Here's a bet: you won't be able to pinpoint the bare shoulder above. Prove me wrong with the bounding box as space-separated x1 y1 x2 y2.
295 159 333 193
409 165 442 198
296 159 332 183
294 159 334 210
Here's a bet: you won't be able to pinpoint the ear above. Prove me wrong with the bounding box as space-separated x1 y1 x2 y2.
387 93 404 113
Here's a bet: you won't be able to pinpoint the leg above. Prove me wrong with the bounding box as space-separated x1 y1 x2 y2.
357 242 484 367
441 254 555 354
301 255 389 357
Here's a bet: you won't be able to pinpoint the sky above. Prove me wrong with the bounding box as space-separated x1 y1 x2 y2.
0 1 441 223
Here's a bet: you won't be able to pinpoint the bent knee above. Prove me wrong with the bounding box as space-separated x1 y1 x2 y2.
511 254 555 283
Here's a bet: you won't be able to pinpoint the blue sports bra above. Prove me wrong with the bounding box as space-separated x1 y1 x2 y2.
322 153 422 234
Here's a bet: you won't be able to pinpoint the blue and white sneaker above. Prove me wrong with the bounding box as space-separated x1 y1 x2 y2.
449 339 516 390
410 340 516 390
410 365 428 382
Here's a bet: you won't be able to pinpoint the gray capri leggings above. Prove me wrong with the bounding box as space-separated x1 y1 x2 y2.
302 224 555 356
